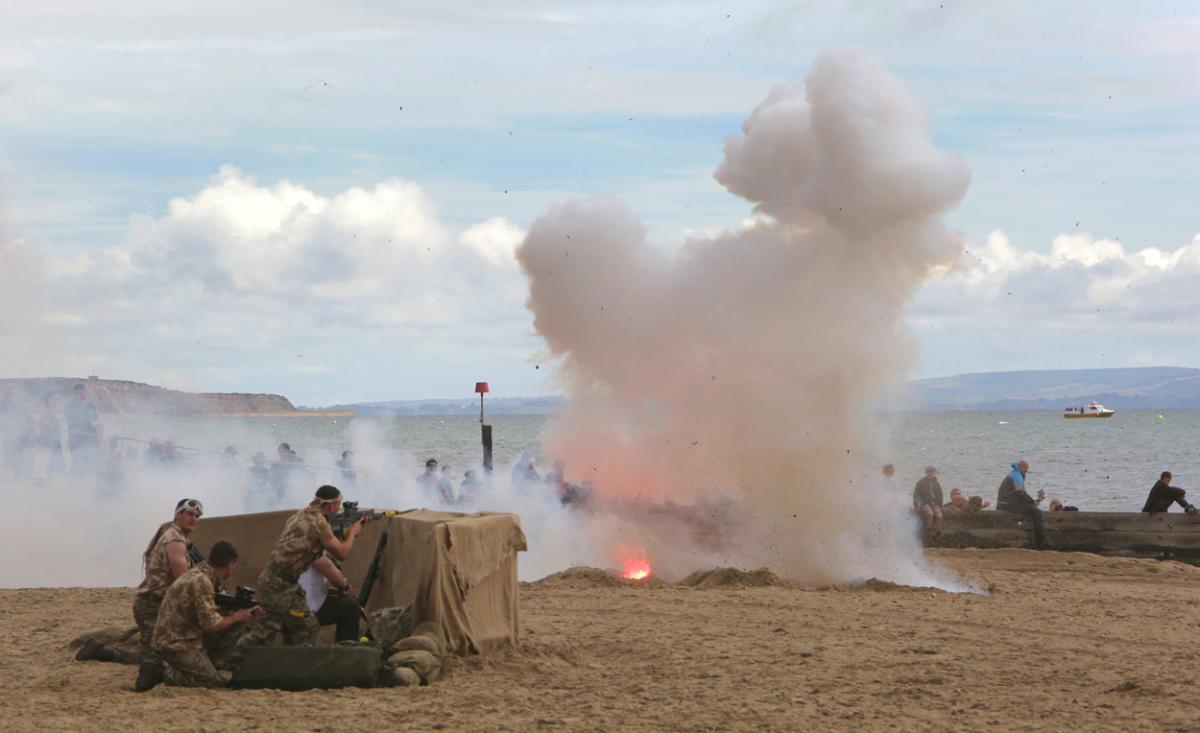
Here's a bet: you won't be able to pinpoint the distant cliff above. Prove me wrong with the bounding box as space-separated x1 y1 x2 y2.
0 377 300 416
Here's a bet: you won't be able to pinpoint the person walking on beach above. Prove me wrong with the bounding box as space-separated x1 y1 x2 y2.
912 466 944 531
236 485 368 654
1141 472 1198 514
997 459 1047 548
152 540 265 688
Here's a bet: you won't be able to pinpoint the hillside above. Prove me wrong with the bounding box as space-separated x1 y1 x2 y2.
0 377 299 416
909 367 1200 410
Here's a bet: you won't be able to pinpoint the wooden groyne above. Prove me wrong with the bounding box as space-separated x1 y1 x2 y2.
924 511 1200 560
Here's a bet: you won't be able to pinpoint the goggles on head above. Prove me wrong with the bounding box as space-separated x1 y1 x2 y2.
176 499 204 517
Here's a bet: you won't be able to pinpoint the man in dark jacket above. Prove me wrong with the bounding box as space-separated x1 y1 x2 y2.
912 466 944 531
1141 472 1198 514
996 459 1047 548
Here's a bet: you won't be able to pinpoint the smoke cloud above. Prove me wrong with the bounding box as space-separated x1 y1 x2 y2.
517 49 971 586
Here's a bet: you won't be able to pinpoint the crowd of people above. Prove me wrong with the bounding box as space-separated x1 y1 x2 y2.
0 382 592 512
890 459 1197 549
1 383 100 479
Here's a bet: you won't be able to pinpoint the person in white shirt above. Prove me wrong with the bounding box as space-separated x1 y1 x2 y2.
297 552 362 642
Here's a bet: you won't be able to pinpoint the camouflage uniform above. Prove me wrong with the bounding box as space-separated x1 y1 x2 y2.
237 508 328 650
152 562 228 687
129 523 191 664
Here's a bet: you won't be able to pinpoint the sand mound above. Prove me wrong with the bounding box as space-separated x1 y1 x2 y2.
678 567 791 589
816 578 947 593
531 566 629 588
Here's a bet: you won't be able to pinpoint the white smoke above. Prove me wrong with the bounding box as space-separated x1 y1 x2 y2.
517 49 972 587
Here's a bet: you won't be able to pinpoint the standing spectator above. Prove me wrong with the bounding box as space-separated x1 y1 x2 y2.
912 466 944 531
247 452 269 485
1141 471 1197 514
511 452 541 485
996 459 1047 549
416 458 444 502
438 464 456 504
244 452 271 511
0 385 34 477
64 383 100 477
38 393 66 475
268 442 305 500
459 469 484 504
335 450 358 491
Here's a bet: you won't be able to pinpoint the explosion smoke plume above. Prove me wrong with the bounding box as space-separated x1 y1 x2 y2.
517 50 970 586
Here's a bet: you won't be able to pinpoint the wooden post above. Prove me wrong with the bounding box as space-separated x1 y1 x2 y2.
481 424 493 473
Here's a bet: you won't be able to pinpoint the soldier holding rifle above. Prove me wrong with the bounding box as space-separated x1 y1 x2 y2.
237 485 370 651
153 540 265 688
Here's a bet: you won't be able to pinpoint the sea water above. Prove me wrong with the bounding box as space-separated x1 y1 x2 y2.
100 409 1196 512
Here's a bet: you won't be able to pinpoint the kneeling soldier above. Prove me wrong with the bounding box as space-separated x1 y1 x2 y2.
152 540 265 688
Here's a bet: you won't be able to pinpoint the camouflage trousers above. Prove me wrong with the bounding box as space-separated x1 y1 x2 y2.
130 593 163 664
161 649 226 688
236 561 318 651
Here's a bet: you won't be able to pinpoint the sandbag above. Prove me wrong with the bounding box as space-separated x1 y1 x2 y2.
231 646 387 690
394 635 441 656
387 649 440 681
367 605 414 653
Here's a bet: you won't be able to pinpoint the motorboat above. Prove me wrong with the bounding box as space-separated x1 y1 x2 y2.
1063 401 1115 419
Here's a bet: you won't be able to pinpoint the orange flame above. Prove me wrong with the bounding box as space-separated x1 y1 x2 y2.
621 558 652 580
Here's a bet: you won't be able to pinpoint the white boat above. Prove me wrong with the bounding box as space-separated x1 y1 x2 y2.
1063 401 1115 419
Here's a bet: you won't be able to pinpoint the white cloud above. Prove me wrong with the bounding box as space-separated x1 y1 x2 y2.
2 167 537 401
911 228 1200 375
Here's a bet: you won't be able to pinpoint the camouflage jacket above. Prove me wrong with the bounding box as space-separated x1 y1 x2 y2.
135 523 190 597
152 562 224 654
269 507 332 581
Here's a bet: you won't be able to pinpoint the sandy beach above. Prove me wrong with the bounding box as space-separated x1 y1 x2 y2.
8 548 1198 732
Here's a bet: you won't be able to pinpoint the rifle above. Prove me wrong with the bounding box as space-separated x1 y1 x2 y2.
186 542 204 567
215 585 258 610
328 501 397 537
358 532 388 609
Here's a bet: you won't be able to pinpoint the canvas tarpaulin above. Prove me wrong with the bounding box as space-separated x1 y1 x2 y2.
190 508 527 654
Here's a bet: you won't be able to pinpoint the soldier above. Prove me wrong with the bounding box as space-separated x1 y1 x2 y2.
152 540 265 688
237 484 368 652
76 498 204 691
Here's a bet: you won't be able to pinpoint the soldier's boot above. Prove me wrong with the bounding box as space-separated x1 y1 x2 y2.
75 638 119 663
134 660 165 692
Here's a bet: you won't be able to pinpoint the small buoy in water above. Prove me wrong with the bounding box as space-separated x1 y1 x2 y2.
332 420 338 424
1157 414 1164 420
359 636 370 643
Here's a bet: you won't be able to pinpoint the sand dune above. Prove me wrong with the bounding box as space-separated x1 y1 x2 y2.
8 549 1198 732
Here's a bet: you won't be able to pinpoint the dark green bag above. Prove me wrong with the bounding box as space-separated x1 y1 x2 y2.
231 646 387 690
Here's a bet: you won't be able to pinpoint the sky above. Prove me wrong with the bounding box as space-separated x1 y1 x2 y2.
1 1 1198 405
